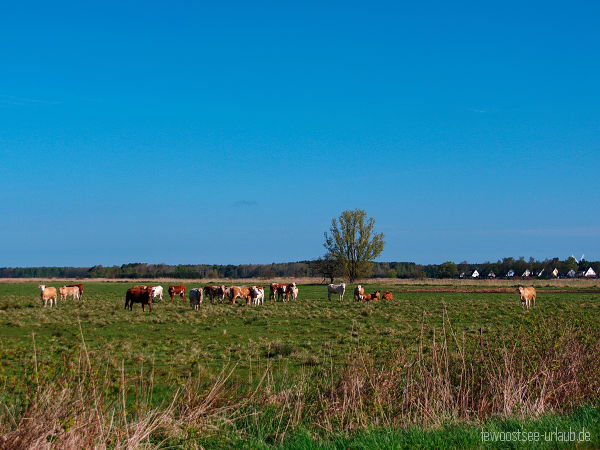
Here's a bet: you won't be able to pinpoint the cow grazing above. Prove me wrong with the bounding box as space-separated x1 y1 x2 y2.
228 286 252 305
383 291 393 300
277 284 290 302
59 286 80 301
250 286 265 306
203 285 227 303
66 283 84 298
189 288 203 310
353 285 365 301
150 286 163 302
362 293 373 301
39 285 57 307
125 287 153 312
328 283 346 301
168 285 186 302
518 286 536 309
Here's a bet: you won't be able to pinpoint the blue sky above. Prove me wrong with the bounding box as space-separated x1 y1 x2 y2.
1 0 599 266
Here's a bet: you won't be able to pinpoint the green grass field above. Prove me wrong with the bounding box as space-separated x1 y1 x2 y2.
1 281 599 447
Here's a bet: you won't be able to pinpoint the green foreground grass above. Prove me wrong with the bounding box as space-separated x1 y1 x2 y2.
1 281 599 447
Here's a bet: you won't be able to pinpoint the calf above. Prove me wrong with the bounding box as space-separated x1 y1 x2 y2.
168 285 186 302
353 285 365 301
125 287 153 312
59 286 81 301
66 283 84 298
327 283 346 301
189 288 203 310
250 286 265 306
39 285 57 308
518 286 536 309
203 285 227 303
228 286 252 305
383 291 393 300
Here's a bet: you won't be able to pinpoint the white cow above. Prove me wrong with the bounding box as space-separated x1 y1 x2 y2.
288 283 298 301
189 288 203 310
328 283 346 301
151 286 163 302
250 286 265 306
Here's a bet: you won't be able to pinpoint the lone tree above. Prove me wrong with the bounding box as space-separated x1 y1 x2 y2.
323 209 385 282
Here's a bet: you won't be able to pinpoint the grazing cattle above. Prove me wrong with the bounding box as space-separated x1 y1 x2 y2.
189 288 203 310
150 286 163 302
353 285 365 301
168 285 186 302
39 285 57 307
250 286 265 306
362 292 373 301
362 291 381 302
66 284 84 298
228 286 252 305
518 286 536 309
383 291 393 300
125 287 153 312
203 285 227 303
327 283 346 301
59 286 80 301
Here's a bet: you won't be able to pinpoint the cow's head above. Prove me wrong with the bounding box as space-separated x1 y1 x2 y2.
39 285 46 291
518 286 524 294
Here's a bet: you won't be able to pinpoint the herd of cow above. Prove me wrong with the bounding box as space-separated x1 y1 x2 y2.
37 282 537 311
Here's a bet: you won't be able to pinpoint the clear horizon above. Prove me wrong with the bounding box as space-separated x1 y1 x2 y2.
1 1 598 267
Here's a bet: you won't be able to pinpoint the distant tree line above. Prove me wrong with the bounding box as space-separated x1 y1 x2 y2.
1 257 598 280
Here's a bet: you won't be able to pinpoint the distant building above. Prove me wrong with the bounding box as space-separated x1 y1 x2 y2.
537 269 544 277
585 267 597 278
471 270 480 278
522 269 531 277
567 269 576 278
552 268 559 277
488 271 496 278
506 269 515 278
459 272 466 279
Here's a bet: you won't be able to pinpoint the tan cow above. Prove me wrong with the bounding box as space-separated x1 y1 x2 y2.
39 285 57 307
59 286 81 301
518 286 536 309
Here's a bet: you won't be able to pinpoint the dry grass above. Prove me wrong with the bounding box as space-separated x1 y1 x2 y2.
1 313 598 447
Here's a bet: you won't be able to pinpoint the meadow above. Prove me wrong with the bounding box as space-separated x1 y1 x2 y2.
0 280 599 448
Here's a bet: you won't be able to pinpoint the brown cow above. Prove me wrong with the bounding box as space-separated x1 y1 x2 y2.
39 285 57 307
285 283 298 301
168 285 186 302
125 287 153 312
66 283 84 298
228 286 252 305
518 286 536 309
362 290 381 302
383 291 393 300
203 285 226 303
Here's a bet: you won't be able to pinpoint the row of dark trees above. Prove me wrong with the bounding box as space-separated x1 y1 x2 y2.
1 257 597 280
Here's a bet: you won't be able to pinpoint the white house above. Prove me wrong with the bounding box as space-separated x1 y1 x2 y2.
552 268 559 277
471 270 480 278
506 269 515 277
488 271 496 278
567 269 576 278
522 269 531 277
585 267 597 277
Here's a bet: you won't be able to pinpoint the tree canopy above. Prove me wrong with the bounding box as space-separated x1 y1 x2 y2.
323 209 385 282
